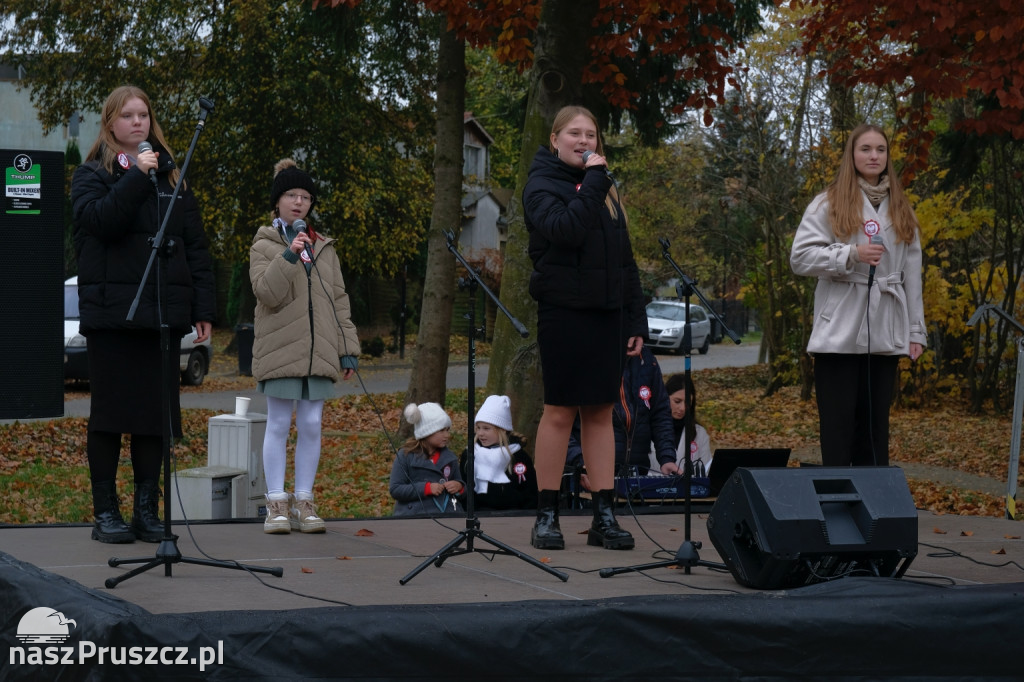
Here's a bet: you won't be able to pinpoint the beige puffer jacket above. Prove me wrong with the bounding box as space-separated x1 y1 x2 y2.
249 224 361 381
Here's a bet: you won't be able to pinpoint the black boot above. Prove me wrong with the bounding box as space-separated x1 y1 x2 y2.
531 489 565 550
588 489 634 550
91 480 135 544
131 479 164 543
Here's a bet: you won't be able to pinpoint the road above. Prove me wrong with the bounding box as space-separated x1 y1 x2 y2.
49 340 761 420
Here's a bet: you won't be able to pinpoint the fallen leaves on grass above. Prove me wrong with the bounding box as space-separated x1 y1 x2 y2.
4 364 1021 524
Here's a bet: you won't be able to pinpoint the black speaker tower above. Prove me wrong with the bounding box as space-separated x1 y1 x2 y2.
0 150 64 420
706 466 918 590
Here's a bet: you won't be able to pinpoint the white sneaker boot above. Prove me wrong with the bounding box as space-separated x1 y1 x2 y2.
263 493 291 534
290 493 326 533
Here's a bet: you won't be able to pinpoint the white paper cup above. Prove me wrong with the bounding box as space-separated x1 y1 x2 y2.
235 396 251 416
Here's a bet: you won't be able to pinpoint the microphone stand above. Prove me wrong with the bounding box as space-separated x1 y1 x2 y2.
106 97 283 588
600 237 739 578
967 304 1024 520
400 230 568 584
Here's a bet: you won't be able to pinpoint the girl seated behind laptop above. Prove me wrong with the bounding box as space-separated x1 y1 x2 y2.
650 373 712 477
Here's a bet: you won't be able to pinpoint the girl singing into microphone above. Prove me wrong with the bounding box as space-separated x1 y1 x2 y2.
522 105 647 551
250 158 360 534
790 124 926 467
71 85 216 545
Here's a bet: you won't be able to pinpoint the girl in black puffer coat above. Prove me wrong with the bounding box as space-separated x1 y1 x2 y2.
71 85 215 545
522 105 647 552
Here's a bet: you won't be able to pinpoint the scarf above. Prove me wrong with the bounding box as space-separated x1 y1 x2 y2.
471 441 521 494
858 175 890 208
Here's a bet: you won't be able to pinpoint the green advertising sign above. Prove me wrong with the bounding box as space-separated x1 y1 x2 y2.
6 153 42 215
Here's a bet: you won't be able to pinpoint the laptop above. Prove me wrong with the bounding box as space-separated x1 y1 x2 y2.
708 448 791 496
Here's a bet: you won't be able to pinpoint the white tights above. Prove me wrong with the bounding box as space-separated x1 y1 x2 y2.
263 396 324 498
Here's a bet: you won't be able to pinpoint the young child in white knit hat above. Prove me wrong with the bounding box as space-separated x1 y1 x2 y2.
459 395 538 511
389 402 466 516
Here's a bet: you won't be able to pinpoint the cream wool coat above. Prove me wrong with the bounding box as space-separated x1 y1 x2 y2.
790 192 927 356
250 225 361 382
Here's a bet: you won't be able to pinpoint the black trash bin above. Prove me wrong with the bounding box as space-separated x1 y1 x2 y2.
235 323 254 376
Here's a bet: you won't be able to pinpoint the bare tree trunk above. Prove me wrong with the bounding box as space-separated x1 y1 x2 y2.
401 21 465 436
487 0 599 446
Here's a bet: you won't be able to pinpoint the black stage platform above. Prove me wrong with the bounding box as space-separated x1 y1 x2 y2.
2 508 1023 680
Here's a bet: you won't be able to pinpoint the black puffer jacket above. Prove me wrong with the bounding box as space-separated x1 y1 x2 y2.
522 145 646 338
71 144 215 335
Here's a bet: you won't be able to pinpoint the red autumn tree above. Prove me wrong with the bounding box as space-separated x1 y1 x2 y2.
318 0 766 131
794 0 1024 176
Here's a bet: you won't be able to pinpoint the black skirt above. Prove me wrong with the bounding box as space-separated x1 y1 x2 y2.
86 329 183 436
537 303 626 406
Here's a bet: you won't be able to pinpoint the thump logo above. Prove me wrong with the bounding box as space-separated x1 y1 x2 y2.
10 606 224 671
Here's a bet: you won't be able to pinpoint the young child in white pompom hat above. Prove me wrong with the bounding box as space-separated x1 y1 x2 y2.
388 402 466 516
458 395 538 511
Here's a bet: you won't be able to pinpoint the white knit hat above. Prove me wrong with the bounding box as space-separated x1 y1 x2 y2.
404 402 452 440
475 395 513 432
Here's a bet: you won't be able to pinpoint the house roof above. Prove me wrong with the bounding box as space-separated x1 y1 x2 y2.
462 187 513 211
463 112 494 146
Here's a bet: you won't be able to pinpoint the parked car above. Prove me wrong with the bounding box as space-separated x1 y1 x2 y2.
63 276 212 385
646 300 712 354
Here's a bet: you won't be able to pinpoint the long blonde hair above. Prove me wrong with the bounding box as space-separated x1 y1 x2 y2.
548 105 627 225
85 85 181 187
826 124 917 243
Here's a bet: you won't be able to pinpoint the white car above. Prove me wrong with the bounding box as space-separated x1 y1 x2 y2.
646 300 712 354
64 276 212 385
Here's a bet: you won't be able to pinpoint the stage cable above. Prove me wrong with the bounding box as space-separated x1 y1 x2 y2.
919 541 1024 573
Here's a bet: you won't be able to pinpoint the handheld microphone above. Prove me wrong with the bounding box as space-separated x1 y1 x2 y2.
867 233 884 288
581 150 613 179
292 219 315 261
137 141 158 186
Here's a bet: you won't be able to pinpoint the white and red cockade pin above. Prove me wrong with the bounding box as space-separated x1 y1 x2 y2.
514 461 527 483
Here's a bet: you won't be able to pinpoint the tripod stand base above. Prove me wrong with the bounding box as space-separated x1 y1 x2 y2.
399 516 569 585
106 533 284 589
599 539 726 578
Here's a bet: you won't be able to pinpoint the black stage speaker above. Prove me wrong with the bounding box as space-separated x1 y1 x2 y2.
0 149 64 419
706 466 918 589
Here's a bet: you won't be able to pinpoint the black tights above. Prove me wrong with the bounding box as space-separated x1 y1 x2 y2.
87 431 162 483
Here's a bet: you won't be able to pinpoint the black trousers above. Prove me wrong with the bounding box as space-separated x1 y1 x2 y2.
813 353 899 467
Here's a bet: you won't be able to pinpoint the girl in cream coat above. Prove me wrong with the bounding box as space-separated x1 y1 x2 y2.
790 124 926 467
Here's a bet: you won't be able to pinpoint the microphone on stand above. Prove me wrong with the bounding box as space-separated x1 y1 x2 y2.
292 219 315 262
137 141 158 187
867 233 884 288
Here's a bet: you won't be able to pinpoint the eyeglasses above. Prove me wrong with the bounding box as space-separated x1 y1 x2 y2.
283 191 312 203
